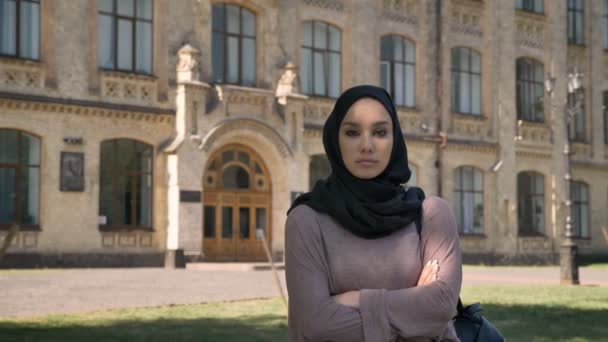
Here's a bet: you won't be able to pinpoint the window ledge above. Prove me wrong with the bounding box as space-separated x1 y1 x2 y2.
217 83 274 95
514 9 546 20
0 56 46 91
452 112 487 121
518 232 547 238
99 69 157 81
571 236 591 241
0 224 41 232
98 225 155 233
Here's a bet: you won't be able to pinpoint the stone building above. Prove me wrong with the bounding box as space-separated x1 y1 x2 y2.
0 0 607 267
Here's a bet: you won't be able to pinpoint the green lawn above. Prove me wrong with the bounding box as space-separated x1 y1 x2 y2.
1 285 607 342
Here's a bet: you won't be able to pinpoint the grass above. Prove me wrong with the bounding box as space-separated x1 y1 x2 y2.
1 285 607 341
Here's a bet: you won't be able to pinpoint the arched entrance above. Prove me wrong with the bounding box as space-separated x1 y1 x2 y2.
202 144 271 261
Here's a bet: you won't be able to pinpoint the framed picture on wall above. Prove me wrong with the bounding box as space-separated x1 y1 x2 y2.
60 152 85 192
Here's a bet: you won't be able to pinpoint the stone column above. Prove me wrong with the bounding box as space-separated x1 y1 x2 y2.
163 44 210 268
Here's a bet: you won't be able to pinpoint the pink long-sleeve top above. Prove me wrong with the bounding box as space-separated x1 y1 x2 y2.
285 196 462 342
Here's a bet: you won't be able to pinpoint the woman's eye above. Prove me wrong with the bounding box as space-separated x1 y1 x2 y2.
374 129 387 137
345 130 359 137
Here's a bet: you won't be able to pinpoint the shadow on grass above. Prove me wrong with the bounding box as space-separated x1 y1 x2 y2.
1 304 607 342
0 314 288 342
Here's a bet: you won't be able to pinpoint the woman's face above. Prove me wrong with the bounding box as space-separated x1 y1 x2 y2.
338 98 394 179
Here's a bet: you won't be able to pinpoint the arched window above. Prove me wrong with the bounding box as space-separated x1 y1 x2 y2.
570 181 590 238
99 139 153 230
380 35 415 107
309 154 331 190
516 58 544 122
517 171 545 235
300 21 341 98
453 166 483 234
451 47 481 115
0 129 40 228
212 3 256 85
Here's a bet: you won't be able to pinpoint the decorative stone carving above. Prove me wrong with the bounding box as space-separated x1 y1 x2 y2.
101 232 155 248
450 114 489 140
303 97 334 124
397 109 424 136
449 1 483 37
302 0 343 11
381 0 418 25
515 16 545 49
0 231 39 249
518 237 552 253
275 62 297 105
571 142 592 161
177 44 200 83
0 58 45 91
100 71 158 104
518 121 551 145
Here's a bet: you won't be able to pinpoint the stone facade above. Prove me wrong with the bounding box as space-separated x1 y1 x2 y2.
0 0 607 267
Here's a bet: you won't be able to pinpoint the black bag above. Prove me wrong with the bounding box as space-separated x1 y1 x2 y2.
453 299 505 342
413 214 505 342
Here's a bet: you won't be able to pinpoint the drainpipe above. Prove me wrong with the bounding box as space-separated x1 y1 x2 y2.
160 44 201 268
434 0 446 197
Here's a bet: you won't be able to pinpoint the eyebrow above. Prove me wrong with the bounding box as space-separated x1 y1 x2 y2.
341 121 391 127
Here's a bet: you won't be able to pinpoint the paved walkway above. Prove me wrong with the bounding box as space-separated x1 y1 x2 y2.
0 264 605 319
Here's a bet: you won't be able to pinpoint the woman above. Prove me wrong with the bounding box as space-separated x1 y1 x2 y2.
285 85 462 341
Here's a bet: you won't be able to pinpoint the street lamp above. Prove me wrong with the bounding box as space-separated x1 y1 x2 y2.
545 68 582 285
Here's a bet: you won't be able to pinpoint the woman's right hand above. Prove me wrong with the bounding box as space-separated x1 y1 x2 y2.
417 259 439 286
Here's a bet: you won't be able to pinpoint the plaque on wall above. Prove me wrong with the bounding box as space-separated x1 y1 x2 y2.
60 152 85 191
180 190 201 203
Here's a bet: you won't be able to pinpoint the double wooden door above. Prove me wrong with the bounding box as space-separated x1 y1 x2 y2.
203 191 270 261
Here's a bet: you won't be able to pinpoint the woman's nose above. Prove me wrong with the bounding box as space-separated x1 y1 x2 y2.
359 133 374 152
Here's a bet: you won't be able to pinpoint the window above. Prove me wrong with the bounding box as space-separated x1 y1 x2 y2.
516 0 543 13
604 0 608 49
516 58 544 122
309 154 331 191
570 181 590 238
604 91 608 144
567 89 586 142
0 129 40 228
98 0 153 74
517 171 545 235
99 139 153 230
300 21 341 98
380 35 415 107
212 4 256 86
453 166 484 234
0 0 39 59
451 47 481 115
567 0 584 45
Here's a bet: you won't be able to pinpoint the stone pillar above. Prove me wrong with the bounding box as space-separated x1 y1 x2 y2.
163 44 210 268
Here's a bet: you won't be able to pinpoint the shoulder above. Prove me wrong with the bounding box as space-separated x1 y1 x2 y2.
285 204 324 239
421 196 452 220
421 196 458 236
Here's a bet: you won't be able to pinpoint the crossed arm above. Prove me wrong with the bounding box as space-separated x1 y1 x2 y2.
285 197 462 342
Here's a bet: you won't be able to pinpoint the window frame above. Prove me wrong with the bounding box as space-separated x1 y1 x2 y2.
453 166 484 235
380 34 416 108
211 3 257 86
567 0 585 45
451 47 482 115
98 0 154 75
515 0 544 14
603 91 608 145
300 20 342 98
570 180 590 239
604 0 608 49
517 171 546 236
98 139 154 232
0 129 41 231
516 58 545 123
0 0 40 60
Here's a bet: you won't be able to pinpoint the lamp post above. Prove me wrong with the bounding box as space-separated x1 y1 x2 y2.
545 69 582 285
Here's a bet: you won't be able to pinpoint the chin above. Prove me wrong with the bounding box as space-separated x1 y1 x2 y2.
352 169 382 180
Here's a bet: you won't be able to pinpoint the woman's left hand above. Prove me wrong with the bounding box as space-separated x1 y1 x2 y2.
333 291 361 309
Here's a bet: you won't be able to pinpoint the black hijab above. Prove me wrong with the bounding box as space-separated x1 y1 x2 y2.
288 85 426 239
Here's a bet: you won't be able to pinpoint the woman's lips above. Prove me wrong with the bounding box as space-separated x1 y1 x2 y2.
356 159 378 166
